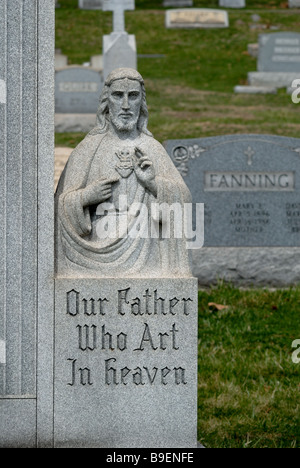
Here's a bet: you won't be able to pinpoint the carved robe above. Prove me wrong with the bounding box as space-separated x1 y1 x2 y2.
55 131 192 277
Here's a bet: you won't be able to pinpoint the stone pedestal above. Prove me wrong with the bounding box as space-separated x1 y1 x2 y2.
103 32 137 80
54 278 198 448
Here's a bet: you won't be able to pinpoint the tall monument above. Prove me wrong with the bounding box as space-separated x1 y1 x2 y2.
54 68 198 448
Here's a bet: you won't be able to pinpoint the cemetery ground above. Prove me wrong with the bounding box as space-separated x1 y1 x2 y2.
55 1 299 448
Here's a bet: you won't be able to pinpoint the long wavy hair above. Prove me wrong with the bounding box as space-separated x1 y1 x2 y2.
90 68 152 137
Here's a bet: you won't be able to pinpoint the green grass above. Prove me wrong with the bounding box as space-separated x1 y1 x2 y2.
55 2 300 147
197 283 300 448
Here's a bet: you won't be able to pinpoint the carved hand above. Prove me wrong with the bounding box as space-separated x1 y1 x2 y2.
134 147 157 196
81 178 119 207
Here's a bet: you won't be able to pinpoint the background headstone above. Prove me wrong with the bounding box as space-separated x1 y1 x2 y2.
219 0 245 7
288 0 300 7
164 135 300 287
55 50 68 69
165 8 229 29
0 0 54 447
163 1 193 6
258 32 300 72
55 66 104 113
238 32 300 92
79 0 103 9
102 0 137 80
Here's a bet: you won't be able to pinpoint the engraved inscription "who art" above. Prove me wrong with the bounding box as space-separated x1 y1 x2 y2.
67 289 109 316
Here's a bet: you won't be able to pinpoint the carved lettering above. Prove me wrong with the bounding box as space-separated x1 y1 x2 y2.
67 290 109 316
77 324 97 351
104 359 186 385
67 289 79 316
67 358 93 386
134 323 158 351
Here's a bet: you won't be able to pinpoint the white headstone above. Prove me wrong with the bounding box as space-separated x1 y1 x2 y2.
78 0 103 9
102 0 137 80
289 0 300 7
219 0 245 7
103 0 134 33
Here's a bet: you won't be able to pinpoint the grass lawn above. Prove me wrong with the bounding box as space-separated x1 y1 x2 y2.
197 284 299 448
55 1 300 448
55 0 300 147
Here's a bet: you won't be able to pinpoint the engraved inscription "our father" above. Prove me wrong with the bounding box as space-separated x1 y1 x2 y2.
67 287 194 317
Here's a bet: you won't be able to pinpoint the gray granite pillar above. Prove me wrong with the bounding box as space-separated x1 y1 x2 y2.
0 0 54 447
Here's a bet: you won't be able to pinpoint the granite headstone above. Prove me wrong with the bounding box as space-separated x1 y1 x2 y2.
288 0 300 7
55 66 104 113
163 1 193 7
164 135 300 286
219 0 245 7
78 0 103 9
0 0 54 448
165 134 300 247
166 8 229 29
258 32 300 72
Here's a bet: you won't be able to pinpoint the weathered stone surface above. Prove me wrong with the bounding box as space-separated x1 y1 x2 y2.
166 8 229 29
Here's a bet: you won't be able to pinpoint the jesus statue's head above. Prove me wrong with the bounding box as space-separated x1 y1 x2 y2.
94 68 152 137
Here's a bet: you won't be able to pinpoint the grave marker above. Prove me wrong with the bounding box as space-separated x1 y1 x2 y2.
102 0 137 79
55 67 104 113
166 8 229 29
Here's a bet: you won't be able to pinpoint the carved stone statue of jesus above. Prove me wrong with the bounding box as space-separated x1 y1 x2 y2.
55 68 192 277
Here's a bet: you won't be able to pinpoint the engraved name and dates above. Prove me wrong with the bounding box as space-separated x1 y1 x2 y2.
63 287 194 388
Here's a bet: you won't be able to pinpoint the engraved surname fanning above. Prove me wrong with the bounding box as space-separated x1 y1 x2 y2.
204 172 294 191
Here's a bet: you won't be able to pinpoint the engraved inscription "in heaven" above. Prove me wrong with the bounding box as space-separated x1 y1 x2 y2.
204 172 295 192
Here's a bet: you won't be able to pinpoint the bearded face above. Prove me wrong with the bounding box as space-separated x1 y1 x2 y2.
108 78 142 133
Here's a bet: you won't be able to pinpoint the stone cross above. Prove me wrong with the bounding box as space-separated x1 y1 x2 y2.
103 0 135 33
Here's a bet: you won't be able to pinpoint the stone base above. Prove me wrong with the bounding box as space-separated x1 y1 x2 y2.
192 247 300 287
55 113 96 133
234 85 277 94
54 277 198 448
248 72 299 89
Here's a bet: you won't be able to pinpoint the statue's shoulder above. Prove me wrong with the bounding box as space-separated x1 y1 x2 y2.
141 133 166 154
68 131 107 163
